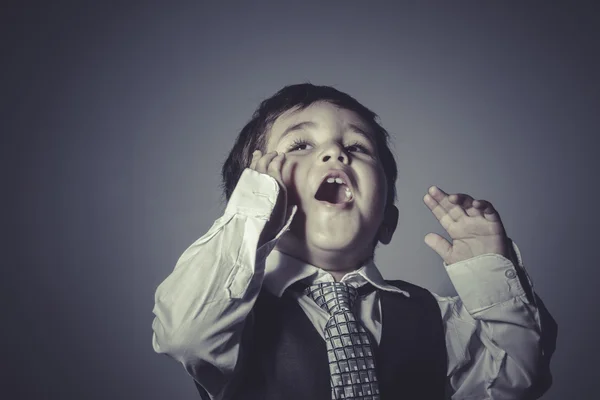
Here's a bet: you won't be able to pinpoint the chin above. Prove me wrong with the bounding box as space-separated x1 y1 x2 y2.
284 212 376 256
282 228 359 251
309 231 368 253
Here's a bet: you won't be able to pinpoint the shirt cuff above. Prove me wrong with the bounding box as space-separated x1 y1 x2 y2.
225 168 281 218
226 168 298 261
444 240 528 315
256 204 298 261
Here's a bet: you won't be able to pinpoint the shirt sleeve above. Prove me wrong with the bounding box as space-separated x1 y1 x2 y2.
436 239 557 399
151 168 295 399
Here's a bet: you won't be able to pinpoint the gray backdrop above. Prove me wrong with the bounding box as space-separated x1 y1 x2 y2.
5 1 599 399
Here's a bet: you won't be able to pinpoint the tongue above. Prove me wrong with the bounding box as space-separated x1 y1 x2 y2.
315 183 348 204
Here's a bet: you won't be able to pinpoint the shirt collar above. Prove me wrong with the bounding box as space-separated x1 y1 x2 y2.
264 250 410 298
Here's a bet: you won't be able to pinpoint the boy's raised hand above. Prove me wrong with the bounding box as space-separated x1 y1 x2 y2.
423 185 511 265
250 150 289 245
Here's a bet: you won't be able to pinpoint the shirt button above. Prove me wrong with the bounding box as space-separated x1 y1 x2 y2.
505 269 517 279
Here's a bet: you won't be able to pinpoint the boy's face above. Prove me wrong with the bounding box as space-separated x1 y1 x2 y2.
265 101 396 267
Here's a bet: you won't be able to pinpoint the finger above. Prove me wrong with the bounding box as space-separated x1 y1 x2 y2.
473 199 501 222
268 152 286 187
249 150 262 170
423 193 454 233
430 186 468 221
448 193 474 208
424 232 452 262
425 186 466 223
449 193 482 217
255 151 278 173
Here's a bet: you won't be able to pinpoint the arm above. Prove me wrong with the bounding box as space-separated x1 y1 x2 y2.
151 168 294 399
438 239 557 399
422 187 556 398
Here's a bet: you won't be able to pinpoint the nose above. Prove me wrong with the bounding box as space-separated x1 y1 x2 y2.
319 142 349 164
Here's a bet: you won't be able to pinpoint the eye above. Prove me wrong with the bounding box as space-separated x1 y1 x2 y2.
287 138 313 152
345 142 370 154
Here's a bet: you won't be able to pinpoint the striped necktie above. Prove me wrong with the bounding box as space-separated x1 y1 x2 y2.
304 282 380 400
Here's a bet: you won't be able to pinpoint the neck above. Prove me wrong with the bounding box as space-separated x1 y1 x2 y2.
275 234 371 281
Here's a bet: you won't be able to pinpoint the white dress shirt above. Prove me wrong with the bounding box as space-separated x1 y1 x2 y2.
152 168 550 400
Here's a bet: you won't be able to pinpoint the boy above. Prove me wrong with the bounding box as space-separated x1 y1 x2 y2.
152 84 555 399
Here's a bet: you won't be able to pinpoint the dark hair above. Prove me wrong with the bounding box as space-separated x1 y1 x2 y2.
221 83 397 207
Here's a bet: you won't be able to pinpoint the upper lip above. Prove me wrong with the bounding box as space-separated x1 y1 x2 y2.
313 168 355 198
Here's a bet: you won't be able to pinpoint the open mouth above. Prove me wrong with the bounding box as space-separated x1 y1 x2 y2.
314 174 354 205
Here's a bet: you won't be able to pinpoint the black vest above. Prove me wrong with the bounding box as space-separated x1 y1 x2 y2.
196 280 448 399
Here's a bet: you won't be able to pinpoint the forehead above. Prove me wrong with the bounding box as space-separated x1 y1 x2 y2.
267 101 374 144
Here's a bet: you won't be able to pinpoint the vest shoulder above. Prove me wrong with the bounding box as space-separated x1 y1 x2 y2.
382 280 443 320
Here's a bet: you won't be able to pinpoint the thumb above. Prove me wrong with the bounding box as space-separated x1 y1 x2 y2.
424 233 452 261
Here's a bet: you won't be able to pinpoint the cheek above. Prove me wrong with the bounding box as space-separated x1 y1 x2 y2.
281 157 303 205
280 157 295 186
366 167 389 210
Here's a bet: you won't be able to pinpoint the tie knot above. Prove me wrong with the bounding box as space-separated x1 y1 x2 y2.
304 282 358 315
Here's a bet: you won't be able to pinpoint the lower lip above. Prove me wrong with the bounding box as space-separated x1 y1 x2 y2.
315 199 353 209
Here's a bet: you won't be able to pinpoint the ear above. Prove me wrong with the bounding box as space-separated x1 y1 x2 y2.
377 205 398 245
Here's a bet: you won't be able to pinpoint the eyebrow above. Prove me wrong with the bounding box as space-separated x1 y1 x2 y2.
280 121 373 141
347 123 372 140
280 121 318 139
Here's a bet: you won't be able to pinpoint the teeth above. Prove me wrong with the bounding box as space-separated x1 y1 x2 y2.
325 177 346 184
345 187 353 200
